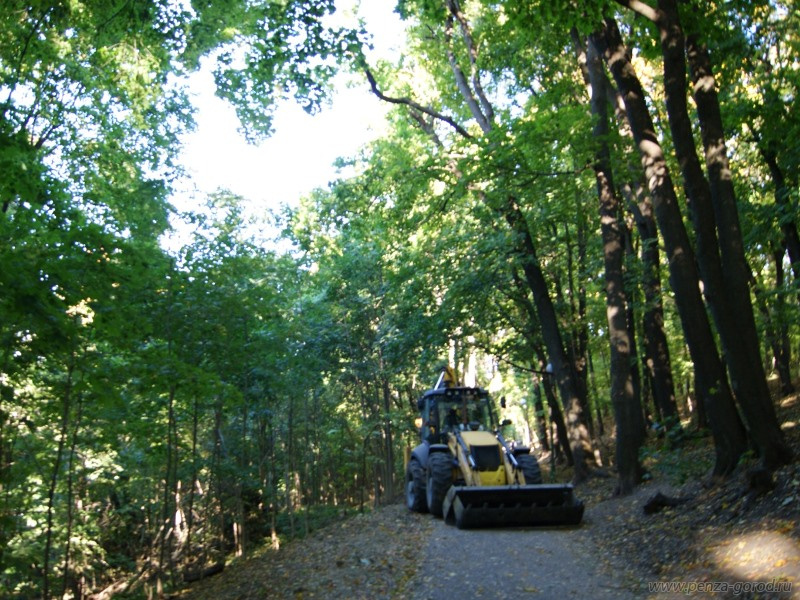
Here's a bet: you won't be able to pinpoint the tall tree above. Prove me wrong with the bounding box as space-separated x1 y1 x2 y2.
618 0 790 472
593 16 748 477
582 33 645 493
366 0 597 480
685 30 792 468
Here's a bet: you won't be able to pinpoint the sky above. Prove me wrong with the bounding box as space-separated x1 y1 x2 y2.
173 1 406 234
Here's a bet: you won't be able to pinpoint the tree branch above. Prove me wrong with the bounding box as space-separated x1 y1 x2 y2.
444 12 491 133
364 68 473 139
408 109 444 147
614 0 659 23
446 0 495 126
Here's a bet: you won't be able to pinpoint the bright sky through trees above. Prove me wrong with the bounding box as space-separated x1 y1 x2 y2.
174 1 405 226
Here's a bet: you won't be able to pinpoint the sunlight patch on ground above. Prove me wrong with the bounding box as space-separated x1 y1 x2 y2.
709 530 800 584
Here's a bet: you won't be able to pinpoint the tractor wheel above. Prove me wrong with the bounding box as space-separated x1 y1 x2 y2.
426 451 453 517
516 452 543 485
405 458 427 513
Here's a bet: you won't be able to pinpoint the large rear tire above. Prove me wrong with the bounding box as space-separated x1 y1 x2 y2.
426 452 453 517
516 452 543 484
405 458 427 513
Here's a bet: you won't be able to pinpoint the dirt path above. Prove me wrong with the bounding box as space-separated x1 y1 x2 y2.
401 518 641 600
178 495 649 600
178 468 800 600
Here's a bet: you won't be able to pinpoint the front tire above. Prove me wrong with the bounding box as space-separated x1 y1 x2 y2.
406 458 427 513
426 452 453 517
516 452 543 484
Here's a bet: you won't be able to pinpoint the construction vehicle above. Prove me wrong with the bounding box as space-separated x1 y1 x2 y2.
405 367 584 528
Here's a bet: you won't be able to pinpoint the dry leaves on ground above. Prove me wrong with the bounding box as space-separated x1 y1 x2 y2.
176 504 432 600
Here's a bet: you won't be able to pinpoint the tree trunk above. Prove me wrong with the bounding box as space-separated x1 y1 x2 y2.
532 382 550 452
212 399 227 561
532 341 573 465
185 397 199 566
509 272 576 464
505 198 595 481
753 254 795 394
158 382 178 594
266 409 279 549
43 359 75 600
587 351 605 437
585 35 644 494
380 373 395 500
285 397 295 537
542 365 572 464
757 141 800 281
60 391 84 599
577 226 594 440
596 16 747 477
618 205 645 438
623 283 644 433
658 0 744 432
564 218 594 438
593 18 680 428
771 252 794 394
625 188 680 426
684 29 792 468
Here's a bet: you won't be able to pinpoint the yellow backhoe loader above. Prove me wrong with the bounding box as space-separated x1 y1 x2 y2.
405 368 584 528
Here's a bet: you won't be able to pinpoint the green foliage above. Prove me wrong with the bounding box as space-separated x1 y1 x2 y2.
209 0 364 141
1 0 799 596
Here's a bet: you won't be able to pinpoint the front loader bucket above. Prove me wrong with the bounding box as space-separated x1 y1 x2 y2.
442 484 584 529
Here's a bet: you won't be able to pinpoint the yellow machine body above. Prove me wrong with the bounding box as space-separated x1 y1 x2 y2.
452 431 511 487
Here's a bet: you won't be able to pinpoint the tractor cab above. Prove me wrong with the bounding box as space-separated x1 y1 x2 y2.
418 387 495 444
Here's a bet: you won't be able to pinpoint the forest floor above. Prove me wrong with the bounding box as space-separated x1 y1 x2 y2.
176 384 800 599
